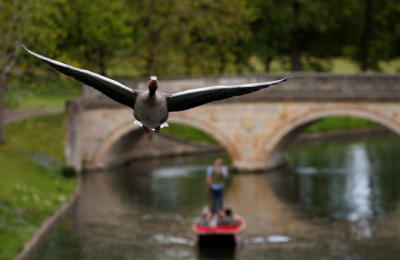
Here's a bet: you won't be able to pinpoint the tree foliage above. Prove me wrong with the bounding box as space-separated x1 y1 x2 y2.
126 0 253 76
0 0 68 143
8 0 400 77
51 0 132 76
1 0 399 143
342 0 400 71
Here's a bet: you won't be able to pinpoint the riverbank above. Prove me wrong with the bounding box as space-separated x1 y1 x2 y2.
13 187 80 260
0 112 76 260
295 125 394 145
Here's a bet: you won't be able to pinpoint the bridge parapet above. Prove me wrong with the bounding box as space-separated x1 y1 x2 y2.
68 73 400 172
83 73 400 104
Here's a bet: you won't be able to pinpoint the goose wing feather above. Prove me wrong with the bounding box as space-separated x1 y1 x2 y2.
167 72 298 112
15 38 139 109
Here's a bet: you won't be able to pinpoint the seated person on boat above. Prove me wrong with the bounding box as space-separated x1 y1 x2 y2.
198 207 214 226
217 208 238 226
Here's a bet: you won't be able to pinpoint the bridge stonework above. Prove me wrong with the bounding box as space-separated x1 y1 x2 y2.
66 73 400 172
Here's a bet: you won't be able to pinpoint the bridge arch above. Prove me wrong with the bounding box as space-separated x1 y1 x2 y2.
168 113 238 158
91 120 140 168
91 113 235 168
264 105 400 169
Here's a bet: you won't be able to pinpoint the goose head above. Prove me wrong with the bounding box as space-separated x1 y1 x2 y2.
148 76 158 94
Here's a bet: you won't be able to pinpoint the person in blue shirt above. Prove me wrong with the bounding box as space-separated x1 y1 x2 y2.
206 158 228 214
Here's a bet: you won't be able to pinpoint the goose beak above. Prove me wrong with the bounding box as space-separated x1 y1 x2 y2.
149 76 158 87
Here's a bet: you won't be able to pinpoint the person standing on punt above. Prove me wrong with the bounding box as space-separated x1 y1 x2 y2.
206 158 228 214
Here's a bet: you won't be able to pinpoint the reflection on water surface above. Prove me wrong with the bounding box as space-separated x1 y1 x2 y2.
30 137 400 259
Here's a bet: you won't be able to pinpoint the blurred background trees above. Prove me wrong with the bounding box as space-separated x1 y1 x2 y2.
7 0 400 78
1 0 400 143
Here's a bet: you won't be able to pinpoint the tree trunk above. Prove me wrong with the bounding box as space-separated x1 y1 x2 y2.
183 49 193 75
264 57 272 72
291 1 302 71
0 72 7 144
218 46 227 74
145 54 155 76
99 50 107 76
360 0 373 72
234 40 246 74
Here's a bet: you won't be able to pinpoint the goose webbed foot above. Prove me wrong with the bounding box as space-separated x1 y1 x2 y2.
142 126 150 134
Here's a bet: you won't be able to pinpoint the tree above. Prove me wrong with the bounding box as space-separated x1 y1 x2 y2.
0 0 68 144
50 0 132 76
0 0 29 144
248 0 363 72
128 0 180 76
128 0 254 77
188 0 253 74
351 0 400 71
248 0 313 71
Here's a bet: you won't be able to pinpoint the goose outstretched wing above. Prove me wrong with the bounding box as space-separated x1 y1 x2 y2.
15 38 139 109
167 72 298 112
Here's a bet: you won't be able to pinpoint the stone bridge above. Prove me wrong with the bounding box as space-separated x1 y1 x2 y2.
66 73 400 172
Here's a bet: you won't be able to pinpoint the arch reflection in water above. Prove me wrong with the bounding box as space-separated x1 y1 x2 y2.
345 144 374 238
290 137 400 240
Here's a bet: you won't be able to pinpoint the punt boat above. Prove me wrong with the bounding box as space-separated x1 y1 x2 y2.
192 215 246 247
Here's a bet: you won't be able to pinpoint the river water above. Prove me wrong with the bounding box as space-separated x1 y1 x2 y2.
30 136 400 260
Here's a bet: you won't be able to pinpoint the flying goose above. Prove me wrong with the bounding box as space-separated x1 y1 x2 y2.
15 39 297 133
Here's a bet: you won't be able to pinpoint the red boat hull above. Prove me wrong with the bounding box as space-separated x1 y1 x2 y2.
193 215 246 247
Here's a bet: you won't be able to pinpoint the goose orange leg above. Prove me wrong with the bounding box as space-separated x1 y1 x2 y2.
155 126 161 133
142 126 150 134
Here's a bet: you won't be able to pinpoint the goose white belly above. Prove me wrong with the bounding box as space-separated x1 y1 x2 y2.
133 93 168 129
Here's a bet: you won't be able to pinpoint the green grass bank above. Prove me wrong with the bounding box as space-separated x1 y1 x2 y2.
0 114 76 260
